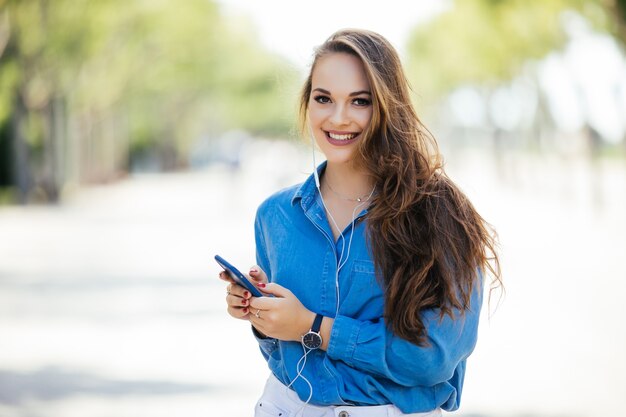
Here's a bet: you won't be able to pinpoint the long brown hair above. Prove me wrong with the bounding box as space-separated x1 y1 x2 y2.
299 29 502 346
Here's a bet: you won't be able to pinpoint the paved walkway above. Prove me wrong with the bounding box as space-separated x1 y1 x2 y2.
0 144 624 417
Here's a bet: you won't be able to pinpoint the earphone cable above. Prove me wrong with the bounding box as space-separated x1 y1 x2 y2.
284 342 314 417
303 124 372 413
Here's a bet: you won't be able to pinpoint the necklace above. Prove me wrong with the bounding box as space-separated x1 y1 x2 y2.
324 179 376 203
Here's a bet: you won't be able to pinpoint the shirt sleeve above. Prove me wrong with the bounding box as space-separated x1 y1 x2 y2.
326 280 484 387
252 206 279 356
254 207 272 280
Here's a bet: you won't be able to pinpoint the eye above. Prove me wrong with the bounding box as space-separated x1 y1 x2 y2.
313 95 331 104
353 97 371 107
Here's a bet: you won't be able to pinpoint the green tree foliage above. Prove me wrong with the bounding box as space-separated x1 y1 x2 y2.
600 0 626 41
406 0 619 98
0 0 298 202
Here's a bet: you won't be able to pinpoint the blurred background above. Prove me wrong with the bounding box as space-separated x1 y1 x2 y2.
1 0 625 416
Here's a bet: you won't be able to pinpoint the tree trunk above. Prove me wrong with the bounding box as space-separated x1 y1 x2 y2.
11 93 30 204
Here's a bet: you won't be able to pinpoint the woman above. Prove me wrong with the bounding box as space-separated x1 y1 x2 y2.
220 29 501 417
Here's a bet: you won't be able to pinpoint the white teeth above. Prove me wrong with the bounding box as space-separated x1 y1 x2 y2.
328 132 357 141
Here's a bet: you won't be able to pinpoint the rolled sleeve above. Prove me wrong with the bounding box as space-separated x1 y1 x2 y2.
252 326 279 358
326 282 483 387
327 315 361 365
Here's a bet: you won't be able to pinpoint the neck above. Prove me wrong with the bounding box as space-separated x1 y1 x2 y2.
322 161 375 201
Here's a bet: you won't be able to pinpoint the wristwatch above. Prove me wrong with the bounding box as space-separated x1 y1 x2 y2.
301 313 324 350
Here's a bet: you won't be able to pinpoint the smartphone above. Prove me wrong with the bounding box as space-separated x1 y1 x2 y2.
215 254 264 297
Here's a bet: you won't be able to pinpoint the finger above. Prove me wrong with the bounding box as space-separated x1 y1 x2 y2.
227 282 252 299
227 305 250 320
218 271 236 284
248 266 269 283
249 296 277 310
255 282 292 298
227 293 251 308
248 282 294 309
248 308 266 323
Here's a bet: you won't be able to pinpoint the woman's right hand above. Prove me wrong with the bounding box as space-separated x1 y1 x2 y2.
219 270 252 320
219 265 268 320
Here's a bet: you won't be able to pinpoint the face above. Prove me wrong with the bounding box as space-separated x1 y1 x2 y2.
308 52 373 166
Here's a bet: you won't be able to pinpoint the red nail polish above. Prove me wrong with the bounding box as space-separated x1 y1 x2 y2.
242 299 247 305
243 308 248 314
244 291 250 298
258 282 266 288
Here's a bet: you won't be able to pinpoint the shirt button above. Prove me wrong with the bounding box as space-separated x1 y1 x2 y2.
338 411 349 417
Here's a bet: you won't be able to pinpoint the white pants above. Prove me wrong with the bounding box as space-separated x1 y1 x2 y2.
254 374 442 417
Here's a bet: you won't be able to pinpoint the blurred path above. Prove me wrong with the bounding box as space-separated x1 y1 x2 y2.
0 144 625 417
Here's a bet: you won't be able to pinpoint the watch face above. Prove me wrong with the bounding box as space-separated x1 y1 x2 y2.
302 332 322 349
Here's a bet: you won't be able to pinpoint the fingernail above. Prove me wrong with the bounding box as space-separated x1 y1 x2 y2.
241 299 248 305
258 282 266 288
243 308 248 314
250 268 258 274
243 291 250 298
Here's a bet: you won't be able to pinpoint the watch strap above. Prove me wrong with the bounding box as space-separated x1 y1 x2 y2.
311 313 323 333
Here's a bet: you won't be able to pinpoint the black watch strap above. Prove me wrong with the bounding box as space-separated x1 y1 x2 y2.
311 313 323 333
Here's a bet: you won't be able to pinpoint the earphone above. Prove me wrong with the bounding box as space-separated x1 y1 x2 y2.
312 131 321 189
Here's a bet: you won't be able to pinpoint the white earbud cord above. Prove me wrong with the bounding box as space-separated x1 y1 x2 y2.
310 125 374 315
288 125 372 415
284 343 314 417
279 127 332 417
320 191 372 317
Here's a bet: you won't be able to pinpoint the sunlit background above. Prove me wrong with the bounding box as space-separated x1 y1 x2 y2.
1 1 625 416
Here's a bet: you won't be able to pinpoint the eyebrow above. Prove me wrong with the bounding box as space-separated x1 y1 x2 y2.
313 88 371 96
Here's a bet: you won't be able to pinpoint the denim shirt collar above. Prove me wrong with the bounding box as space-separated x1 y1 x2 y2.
291 160 370 218
291 161 327 209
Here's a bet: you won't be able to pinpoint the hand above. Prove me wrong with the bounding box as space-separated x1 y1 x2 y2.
248 281 315 342
219 268 253 320
248 265 269 287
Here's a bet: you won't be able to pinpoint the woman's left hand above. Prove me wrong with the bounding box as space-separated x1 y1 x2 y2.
248 282 315 342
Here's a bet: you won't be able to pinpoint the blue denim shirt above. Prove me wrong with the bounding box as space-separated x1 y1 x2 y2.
253 163 483 413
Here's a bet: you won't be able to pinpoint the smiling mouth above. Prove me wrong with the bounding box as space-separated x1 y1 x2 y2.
326 131 359 141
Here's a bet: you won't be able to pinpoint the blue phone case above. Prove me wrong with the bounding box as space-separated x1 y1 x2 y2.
215 255 264 297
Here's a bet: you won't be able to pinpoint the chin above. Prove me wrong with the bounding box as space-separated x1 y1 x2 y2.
325 155 358 167
318 144 360 164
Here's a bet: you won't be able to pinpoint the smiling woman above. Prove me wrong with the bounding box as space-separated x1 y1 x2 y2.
308 52 373 167
219 28 501 417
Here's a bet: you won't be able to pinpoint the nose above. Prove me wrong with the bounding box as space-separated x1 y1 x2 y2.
329 103 349 126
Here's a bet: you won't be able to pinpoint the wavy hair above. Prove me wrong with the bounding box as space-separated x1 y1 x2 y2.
299 29 502 346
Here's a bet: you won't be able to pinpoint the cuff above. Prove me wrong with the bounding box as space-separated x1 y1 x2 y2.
251 325 278 355
326 315 360 365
